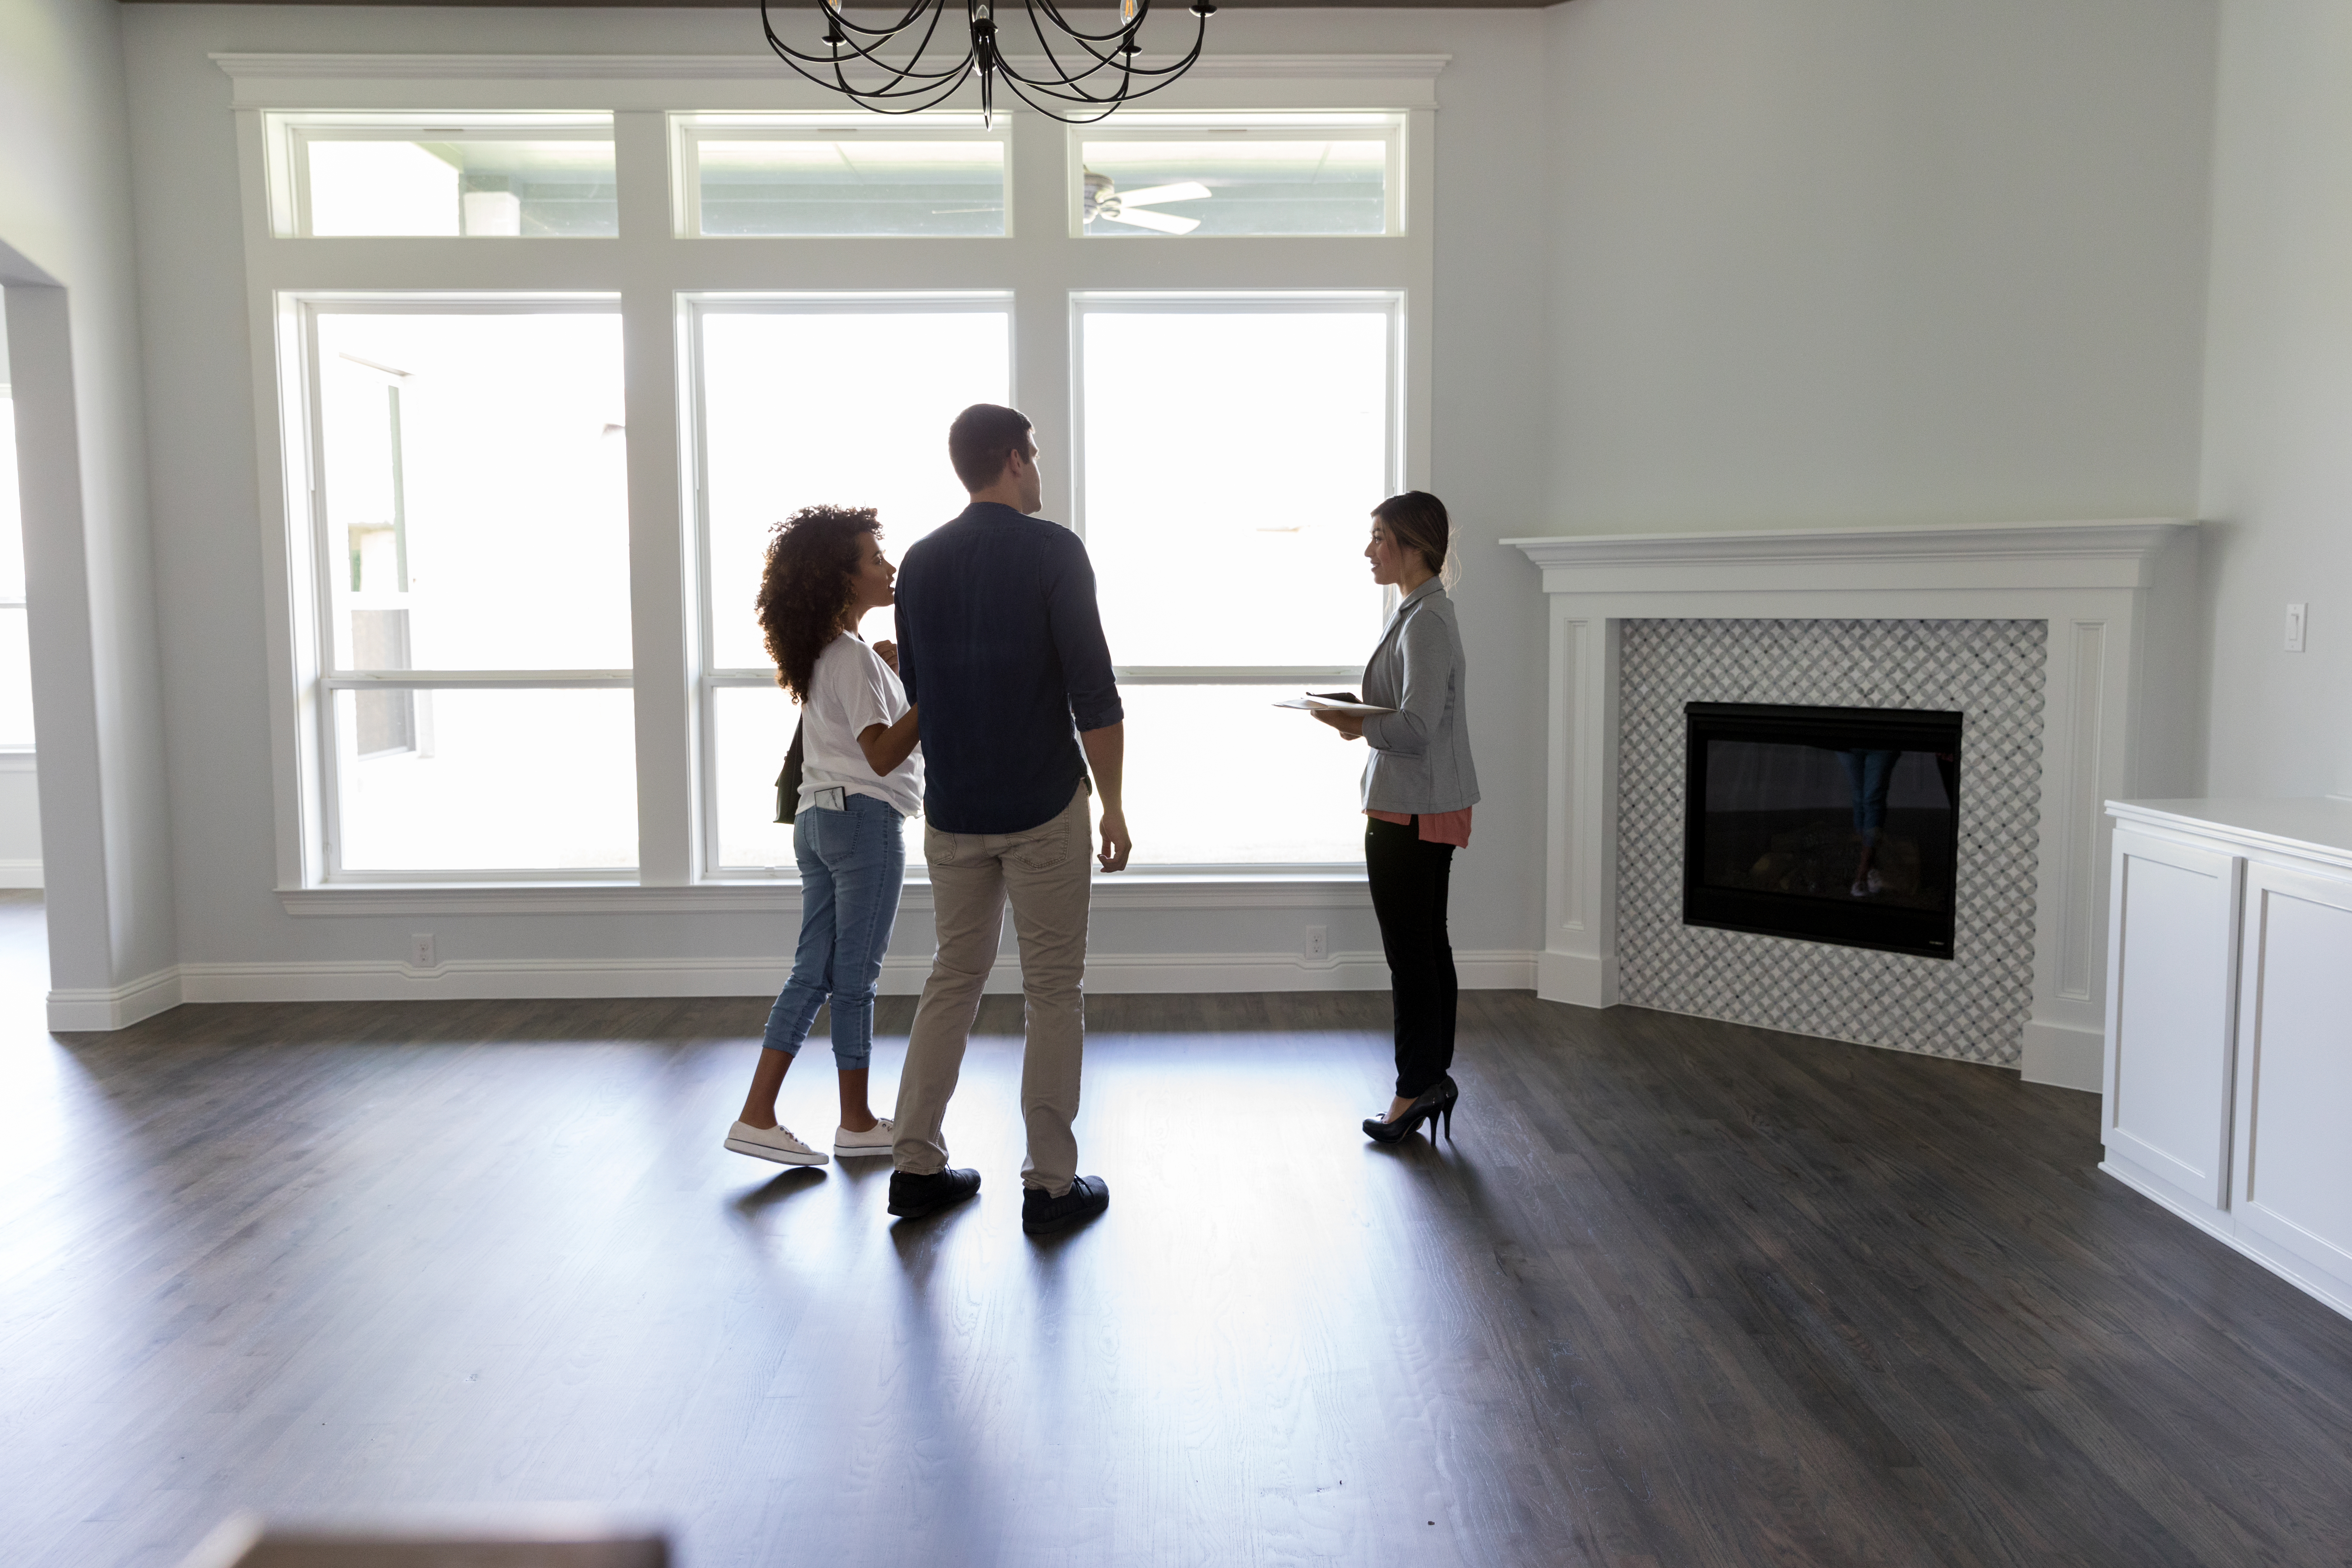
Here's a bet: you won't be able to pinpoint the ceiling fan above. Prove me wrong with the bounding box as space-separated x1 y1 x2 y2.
1082 169 1211 235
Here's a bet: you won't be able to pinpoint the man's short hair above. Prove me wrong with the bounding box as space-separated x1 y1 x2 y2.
948 403 1035 492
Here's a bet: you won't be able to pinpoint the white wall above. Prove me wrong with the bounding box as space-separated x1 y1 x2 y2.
0 0 178 987
1543 0 2218 534
2197 0 2352 799
118 5 1552 1000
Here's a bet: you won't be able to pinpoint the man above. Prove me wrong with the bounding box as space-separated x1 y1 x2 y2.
885 403 1131 1236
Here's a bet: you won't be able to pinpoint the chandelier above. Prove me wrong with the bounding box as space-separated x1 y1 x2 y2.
759 0 1217 124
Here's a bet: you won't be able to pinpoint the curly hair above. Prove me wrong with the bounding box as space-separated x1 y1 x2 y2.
756 504 882 703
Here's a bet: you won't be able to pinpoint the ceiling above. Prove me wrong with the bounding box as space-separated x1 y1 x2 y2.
124 0 1560 9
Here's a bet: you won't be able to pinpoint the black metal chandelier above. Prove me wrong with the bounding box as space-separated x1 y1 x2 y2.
759 0 1217 124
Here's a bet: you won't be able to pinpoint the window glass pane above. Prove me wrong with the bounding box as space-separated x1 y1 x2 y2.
332 687 636 870
699 308 1009 671
314 312 631 672
1122 686 1365 865
713 683 810 871
1080 308 1391 667
0 607 32 749
0 389 22 601
696 140 1004 236
305 136 617 237
1080 140 1387 237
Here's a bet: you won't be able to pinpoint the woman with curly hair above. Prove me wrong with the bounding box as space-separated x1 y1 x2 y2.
725 504 923 1169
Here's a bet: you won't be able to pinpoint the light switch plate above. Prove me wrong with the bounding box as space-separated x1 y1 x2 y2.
2286 602 2308 652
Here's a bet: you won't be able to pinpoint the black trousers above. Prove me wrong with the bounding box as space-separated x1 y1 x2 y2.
1365 814 1458 1099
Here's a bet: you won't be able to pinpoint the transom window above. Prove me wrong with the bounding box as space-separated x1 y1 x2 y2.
267 114 618 238
1074 114 1405 237
239 75 1435 889
672 115 1010 237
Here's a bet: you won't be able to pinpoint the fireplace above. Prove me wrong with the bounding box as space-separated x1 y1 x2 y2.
1682 702 1964 958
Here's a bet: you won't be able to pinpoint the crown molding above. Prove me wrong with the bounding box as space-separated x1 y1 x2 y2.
211 50 1450 82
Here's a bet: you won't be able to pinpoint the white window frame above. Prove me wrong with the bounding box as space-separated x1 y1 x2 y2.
1068 290 1406 875
293 293 635 883
683 290 1015 879
262 112 619 240
223 54 1440 908
0 381 27 757
669 113 1013 239
1067 111 1408 238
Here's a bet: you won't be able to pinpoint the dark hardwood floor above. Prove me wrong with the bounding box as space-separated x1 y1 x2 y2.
4 899 2350 1566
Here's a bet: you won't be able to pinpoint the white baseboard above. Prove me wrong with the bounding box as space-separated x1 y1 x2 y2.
2021 1017 2103 1093
51 949 1539 1025
47 966 184 1031
0 858 42 889
1534 949 1617 1008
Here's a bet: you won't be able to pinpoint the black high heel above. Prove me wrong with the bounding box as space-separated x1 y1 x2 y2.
1363 1074 1460 1145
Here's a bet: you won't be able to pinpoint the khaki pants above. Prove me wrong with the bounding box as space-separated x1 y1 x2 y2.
890 782 1093 1195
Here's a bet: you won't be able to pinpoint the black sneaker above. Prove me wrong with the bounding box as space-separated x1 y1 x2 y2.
887 1167 981 1218
1021 1175 1109 1236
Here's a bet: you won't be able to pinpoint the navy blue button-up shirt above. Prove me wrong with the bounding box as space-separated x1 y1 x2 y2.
893 502 1124 835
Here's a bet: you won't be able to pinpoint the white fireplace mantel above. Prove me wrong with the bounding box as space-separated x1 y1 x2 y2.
1505 518 2201 1092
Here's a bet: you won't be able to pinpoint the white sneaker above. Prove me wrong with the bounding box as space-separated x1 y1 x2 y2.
724 1120 828 1166
833 1117 896 1158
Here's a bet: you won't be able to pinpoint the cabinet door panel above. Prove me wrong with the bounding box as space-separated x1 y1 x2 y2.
2103 830 2241 1208
2232 867 2352 1280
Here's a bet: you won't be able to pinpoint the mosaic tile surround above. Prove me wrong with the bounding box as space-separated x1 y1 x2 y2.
1616 619 2047 1066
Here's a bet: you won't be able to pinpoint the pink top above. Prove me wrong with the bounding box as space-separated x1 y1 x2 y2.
1366 807 1473 848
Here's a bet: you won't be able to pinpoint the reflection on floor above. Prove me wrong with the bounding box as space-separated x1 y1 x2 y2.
4 945 2350 1568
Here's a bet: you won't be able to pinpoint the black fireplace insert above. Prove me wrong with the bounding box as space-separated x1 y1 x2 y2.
1682 702 1964 958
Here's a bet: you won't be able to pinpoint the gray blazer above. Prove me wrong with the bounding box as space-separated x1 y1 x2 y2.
1358 578 1480 815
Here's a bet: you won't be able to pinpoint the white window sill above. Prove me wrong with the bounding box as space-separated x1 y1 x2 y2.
278 871 1371 917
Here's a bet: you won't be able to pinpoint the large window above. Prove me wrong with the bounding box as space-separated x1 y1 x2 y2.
238 74 1436 891
0 371 30 753
1077 295 1400 866
690 297 1011 874
304 303 636 875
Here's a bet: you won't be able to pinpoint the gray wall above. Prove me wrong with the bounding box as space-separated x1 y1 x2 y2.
1543 0 2218 534
1 0 177 985
2198 0 2352 799
63 0 2240 995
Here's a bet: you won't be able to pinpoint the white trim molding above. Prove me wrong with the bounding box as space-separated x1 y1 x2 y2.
276 874 1374 917
0 859 42 889
212 52 1451 111
48 967 185 1033
52 949 1534 1015
1507 518 2201 1092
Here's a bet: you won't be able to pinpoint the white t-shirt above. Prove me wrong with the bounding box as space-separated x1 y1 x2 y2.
799 634 923 817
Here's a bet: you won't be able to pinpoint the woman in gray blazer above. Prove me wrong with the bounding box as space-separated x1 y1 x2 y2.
1315 492 1480 1145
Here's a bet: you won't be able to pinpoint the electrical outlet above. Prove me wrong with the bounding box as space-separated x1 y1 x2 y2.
409 933 436 970
1305 925 1328 960
2286 602 2308 653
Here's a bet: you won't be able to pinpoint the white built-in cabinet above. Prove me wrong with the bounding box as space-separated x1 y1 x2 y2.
2103 799 2352 1322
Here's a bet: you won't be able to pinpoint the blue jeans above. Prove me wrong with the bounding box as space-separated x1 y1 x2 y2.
762 792 906 1070
1838 749 1901 844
